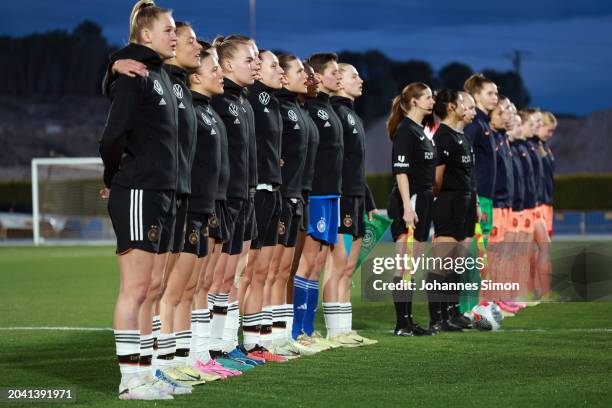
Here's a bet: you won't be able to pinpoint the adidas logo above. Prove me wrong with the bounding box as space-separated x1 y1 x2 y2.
211 129 217 135
293 124 300 130
178 102 185 109
352 128 358 134
234 118 240 124
324 121 331 127
158 98 166 106
263 107 270 113
297 303 307 310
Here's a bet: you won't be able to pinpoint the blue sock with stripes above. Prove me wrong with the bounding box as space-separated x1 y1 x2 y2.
303 279 319 336
292 276 309 339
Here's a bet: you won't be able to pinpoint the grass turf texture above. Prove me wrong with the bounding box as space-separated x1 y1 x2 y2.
0 245 611 407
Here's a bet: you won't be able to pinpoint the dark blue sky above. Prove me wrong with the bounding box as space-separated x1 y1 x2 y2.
3 0 612 115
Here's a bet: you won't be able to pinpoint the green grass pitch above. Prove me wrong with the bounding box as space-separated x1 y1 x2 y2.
0 245 611 407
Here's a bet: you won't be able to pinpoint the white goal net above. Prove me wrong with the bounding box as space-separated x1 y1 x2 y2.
31 157 114 245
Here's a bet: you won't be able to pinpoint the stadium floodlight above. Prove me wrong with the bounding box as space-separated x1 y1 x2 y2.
31 157 114 246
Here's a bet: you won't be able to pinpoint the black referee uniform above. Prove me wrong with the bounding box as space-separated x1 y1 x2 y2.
388 116 438 336
432 123 474 241
388 117 437 242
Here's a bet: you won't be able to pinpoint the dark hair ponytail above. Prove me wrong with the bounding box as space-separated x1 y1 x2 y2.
433 89 460 120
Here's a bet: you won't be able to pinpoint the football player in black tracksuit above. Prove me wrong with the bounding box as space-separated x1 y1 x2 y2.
300 64 321 236
99 4 178 399
386 82 436 337
211 36 264 363
104 22 202 380
293 53 344 343
185 47 234 374
324 63 377 345
287 62 320 341
206 36 257 361
266 55 314 355
241 50 286 354
431 89 474 332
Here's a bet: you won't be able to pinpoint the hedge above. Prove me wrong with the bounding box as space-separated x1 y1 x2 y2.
366 173 612 211
1 173 611 213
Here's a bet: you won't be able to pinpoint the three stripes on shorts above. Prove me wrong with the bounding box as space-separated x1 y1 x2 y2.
129 189 143 241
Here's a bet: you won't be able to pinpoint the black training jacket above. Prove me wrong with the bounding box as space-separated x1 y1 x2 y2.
247 81 282 186
165 64 197 195
101 47 196 193
211 78 251 200
242 88 258 189
305 91 344 195
277 88 308 198
300 101 319 194
190 91 229 212
331 96 367 197
99 43 178 190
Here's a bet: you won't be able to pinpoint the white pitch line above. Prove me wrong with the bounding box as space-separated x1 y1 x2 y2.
498 328 612 333
0 326 113 332
361 328 612 334
0 327 610 333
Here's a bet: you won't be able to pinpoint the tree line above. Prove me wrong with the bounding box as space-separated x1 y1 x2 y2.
1 21 530 124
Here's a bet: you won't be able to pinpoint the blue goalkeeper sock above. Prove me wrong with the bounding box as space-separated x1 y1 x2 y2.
303 279 319 336
292 276 309 339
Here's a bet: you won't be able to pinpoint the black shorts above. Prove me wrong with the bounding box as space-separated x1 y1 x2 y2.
278 198 303 248
208 200 231 243
170 194 189 254
107 185 174 254
464 192 478 239
182 212 210 257
433 191 471 241
244 192 258 242
301 192 310 231
222 198 247 256
338 195 366 238
387 189 433 242
251 189 282 249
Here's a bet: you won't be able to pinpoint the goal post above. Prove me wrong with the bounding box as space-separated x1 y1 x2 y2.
31 157 114 246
